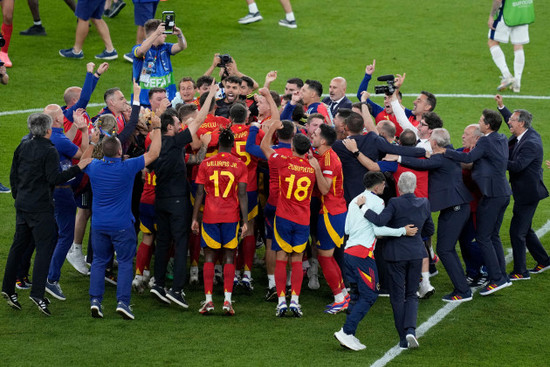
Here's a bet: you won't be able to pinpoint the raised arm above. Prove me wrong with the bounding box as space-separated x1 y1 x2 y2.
260 119 282 159
186 80 218 137
118 81 142 144
135 24 165 58
143 115 161 166
360 91 377 134
170 26 188 54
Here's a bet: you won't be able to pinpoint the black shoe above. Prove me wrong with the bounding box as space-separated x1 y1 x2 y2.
150 285 171 305
29 296 51 316
2 291 22 310
108 0 126 18
264 287 277 302
103 9 112 18
166 288 189 309
20 24 47 36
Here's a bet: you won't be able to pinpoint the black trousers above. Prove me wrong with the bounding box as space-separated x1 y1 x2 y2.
154 196 191 291
2 210 57 299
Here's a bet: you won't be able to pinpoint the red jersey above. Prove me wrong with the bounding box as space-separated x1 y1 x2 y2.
269 153 316 226
230 124 265 192
141 170 156 205
393 163 429 198
196 114 230 157
314 148 347 215
267 145 292 207
196 152 248 224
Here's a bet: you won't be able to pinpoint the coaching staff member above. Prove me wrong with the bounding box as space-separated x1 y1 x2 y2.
2 113 91 316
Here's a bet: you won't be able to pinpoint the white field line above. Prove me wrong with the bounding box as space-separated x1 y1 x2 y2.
1 94 550 117
371 219 550 367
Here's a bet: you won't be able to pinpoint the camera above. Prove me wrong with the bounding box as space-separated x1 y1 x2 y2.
374 74 397 95
217 54 233 68
0 34 5 48
162 11 175 34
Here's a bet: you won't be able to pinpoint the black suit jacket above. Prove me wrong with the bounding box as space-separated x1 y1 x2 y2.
322 96 353 116
401 149 472 212
333 133 425 203
508 128 549 204
365 193 434 261
444 132 512 198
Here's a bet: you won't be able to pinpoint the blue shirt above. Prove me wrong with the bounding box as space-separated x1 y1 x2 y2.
50 127 78 183
84 156 145 230
132 43 176 106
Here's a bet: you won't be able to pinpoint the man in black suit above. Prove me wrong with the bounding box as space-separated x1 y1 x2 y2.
444 109 512 296
322 77 353 118
332 112 425 204
394 128 473 302
505 110 550 278
364 172 434 350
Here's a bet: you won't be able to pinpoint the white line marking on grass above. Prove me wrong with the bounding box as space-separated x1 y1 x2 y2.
342 93 550 100
370 221 550 367
0 103 105 117
1 94 550 117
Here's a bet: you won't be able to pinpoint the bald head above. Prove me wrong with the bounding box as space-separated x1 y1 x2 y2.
63 87 82 108
329 77 347 101
44 104 64 127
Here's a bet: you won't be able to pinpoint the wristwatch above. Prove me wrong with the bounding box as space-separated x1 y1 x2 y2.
353 150 360 158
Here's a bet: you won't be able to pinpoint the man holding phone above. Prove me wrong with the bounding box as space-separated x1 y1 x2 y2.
131 17 187 107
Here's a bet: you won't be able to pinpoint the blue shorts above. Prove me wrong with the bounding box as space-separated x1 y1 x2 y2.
273 216 309 254
139 202 156 234
317 212 346 250
75 0 106 20
264 203 276 241
247 191 258 221
201 222 239 250
134 1 159 27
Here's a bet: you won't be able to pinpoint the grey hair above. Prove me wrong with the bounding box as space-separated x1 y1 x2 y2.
430 128 451 148
398 171 417 195
28 113 53 138
465 124 482 138
514 109 533 129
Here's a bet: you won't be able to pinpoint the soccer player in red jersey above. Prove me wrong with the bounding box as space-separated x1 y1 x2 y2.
191 128 248 316
228 103 265 290
260 120 316 317
310 124 350 314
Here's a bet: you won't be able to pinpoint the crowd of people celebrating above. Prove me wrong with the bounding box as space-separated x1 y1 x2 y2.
1 7 548 352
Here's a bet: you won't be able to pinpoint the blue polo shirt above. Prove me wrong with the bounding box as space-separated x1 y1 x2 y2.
84 156 145 230
50 127 79 183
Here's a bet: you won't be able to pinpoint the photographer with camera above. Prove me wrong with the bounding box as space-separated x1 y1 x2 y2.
132 18 187 107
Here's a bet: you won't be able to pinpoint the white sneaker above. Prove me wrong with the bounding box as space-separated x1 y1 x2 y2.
148 276 155 289
511 81 520 93
278 19 297 29
66 244 90 275
418 283 435 299
142 269 151 285
132 275 144 293
189 266 199 285
238 12 263 25
334 328 363 351
406 334 419 349
497 75 515 91
307 258 320 290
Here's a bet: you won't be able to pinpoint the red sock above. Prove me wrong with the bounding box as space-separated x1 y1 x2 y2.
242 235 256 271
224 263 235 293
275 260 287 297
1 24 12 53
135 242 152 275
331 256 345 290
318 255 341 295
291 261 304 296
203 262 214 295
236 244 244 271
189 232 201 267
